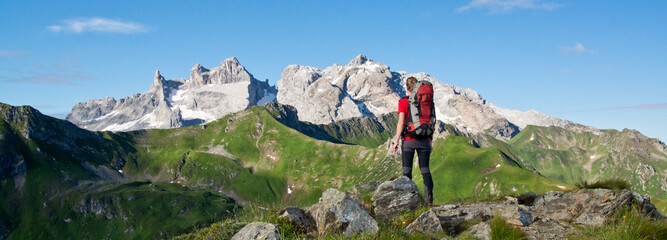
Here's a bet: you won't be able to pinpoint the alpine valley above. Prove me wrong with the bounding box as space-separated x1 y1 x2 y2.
1 55 666 239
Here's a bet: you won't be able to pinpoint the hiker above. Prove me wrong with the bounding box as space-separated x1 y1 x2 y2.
391 76 436 206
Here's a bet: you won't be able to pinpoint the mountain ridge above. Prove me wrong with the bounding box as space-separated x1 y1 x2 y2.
66 57 277 132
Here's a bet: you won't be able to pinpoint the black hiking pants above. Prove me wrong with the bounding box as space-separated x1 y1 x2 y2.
401 140 434 204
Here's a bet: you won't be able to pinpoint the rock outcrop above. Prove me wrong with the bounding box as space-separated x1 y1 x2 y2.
231 222 280 240
308 188 378 237
430 188 664 239
234 178 665 239
67 57 277 132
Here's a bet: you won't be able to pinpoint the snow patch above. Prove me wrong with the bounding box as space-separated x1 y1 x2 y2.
85 111 120 123
178 107 216 122
102 112 160 131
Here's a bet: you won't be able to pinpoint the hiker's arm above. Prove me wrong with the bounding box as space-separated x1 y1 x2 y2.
391 112 405 152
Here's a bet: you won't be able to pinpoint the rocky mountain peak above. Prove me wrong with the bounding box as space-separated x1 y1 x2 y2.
191 63 207 72
221 56 240 66
348 54 371 65
188 57 253 86
152 70 165 88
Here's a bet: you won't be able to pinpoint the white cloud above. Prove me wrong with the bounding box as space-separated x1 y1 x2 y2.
456 0 562 13
561 42 594 55
47 17 149 34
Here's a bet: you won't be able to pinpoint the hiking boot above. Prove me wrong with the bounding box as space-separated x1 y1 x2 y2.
424 191 433 206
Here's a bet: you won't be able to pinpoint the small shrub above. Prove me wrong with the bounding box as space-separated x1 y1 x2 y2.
270 215 301 239
575 178 630 190
489 214 527 240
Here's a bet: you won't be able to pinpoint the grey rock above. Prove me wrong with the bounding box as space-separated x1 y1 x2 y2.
231 222 280 240
532 189 665 225
521 220 578 240
468 221 490 240
403 209 444 237
277 207 316 235
309 188 378 237
371 176 423 221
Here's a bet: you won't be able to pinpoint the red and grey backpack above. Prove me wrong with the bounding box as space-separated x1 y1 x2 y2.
403 80 436 139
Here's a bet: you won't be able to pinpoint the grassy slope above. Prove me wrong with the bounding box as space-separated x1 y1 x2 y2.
122 106 400 207
509 125 667 198
122 105 561 207
411 135 564 204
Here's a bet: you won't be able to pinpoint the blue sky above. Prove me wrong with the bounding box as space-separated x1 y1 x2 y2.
1 0 666 142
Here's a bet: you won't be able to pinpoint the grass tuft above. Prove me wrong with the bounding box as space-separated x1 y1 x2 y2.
489 213 527 240
386 206 431 230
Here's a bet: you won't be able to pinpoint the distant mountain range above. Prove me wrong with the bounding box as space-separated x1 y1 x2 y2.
67 55 597 140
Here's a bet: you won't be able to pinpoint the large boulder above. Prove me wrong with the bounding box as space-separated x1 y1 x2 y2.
231 222 280 240
372 176 424 221
309 188 378 237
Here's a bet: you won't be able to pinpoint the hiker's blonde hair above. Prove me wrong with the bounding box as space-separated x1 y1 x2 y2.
406 77 418 92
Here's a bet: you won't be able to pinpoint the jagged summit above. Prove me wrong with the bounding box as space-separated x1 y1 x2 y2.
222 56 240 65
348 54 371 65
189 57 253 86
151 70 165 89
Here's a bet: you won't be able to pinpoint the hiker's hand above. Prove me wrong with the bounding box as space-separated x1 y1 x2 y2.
391 137 400 153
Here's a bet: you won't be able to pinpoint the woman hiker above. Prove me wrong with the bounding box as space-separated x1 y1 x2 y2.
391 76 434 206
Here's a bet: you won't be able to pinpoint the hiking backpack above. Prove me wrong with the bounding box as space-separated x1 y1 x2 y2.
403 80 436 139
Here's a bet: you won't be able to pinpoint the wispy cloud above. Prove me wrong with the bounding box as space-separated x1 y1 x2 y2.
561 42 594 55
580 103 667 112
47 17 149 34
2 57 96 85
3 74 96 85
456 0 562 13
0 50 24 58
